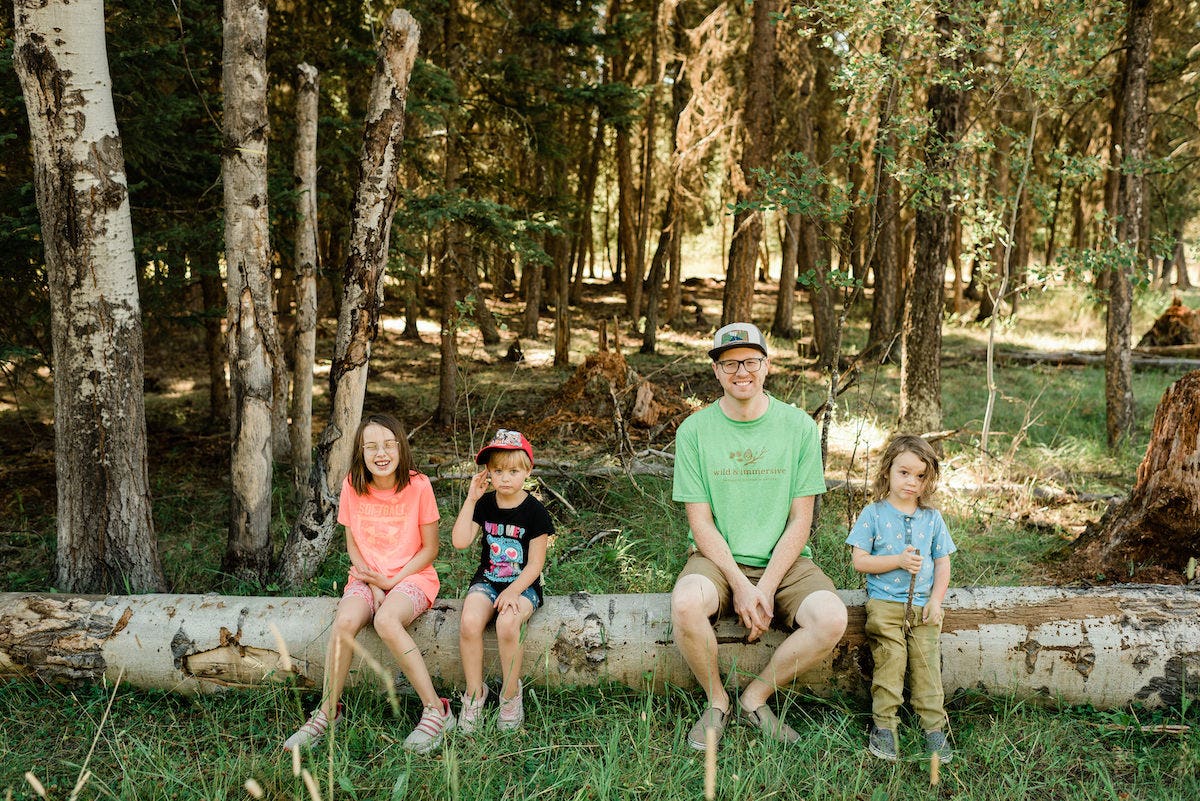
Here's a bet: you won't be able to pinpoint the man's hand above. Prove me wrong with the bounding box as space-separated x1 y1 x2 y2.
732 579 772 642
898 546 923 574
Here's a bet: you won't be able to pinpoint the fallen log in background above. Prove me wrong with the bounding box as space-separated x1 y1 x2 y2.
984 348 1200 371
1 586 1196 709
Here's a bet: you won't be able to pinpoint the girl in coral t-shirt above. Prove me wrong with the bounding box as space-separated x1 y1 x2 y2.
284 413 454 755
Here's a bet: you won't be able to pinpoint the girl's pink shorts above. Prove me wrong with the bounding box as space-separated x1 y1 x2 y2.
342 578 431 617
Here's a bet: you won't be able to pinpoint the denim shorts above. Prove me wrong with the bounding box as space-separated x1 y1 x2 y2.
468 581 541 610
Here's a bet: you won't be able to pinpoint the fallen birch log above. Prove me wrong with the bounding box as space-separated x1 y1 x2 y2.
1 586 1196 709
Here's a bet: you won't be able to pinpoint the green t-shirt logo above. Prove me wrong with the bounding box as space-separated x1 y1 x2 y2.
730 448 765 466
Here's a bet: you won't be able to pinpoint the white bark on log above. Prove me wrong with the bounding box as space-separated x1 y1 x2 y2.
13 0 164 593
289 63 320 496
278 11 421 585
2 586 1195 709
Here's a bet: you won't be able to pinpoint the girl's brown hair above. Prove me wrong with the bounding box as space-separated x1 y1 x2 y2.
349 413 417 495
872 434 940 508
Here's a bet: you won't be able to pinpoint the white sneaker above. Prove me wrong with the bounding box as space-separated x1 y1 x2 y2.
497 682 524 732
403 698 456 754
458 687 488 735
283 703 342 751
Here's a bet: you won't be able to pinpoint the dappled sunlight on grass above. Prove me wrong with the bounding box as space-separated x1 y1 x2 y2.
822 413 892 478
942 284 1198 353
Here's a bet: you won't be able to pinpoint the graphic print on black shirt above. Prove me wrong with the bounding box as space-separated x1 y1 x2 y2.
470 492 553 604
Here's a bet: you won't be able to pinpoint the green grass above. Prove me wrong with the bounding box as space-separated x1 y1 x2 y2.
2 679 1196 800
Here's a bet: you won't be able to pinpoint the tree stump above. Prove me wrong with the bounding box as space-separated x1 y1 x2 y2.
529 351 689 445
1072 370 1200 583
1136 295 1200 348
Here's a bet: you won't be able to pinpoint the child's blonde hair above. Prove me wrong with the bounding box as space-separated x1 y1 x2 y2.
873 434 940 508
349 413 416 495
486 448 532 472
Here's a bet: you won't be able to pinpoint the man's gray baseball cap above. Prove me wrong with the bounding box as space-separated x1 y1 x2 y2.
708 322 768 360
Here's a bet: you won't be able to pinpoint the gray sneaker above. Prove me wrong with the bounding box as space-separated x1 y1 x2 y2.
282 702 343 752
497 682 524 732
925 730 954 763
739 703 800 745
686 705 730 751
868 725 898 761
458 688 488 735
403 698 456 754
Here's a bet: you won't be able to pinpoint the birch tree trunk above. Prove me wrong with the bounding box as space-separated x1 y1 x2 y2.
3 586 1195 710
289 64 320 496
13 0 165 594
277 11 421 586
1106 0 1153 448
222 0 280 583
899 8 964 437
976 133 1010 322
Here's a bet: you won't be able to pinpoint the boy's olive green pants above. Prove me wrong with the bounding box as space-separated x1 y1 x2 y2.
864 598 948 733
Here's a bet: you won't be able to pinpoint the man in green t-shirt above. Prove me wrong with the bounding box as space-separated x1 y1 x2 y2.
671 322 848 750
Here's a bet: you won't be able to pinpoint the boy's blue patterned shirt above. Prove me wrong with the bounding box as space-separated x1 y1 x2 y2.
845 501 956 605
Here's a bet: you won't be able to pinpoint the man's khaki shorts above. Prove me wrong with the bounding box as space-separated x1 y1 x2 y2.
674 551 836 630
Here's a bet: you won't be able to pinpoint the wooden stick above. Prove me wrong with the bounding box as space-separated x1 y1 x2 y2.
559 529 621 561
904 550 920 633
537 479 577 515
704 726 717 800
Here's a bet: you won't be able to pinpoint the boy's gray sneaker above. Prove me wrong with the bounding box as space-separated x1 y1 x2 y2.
868 725 898 761
925 730 954 763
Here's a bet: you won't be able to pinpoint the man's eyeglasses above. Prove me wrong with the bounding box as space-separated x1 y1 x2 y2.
715 356 766 374
362 440 400 454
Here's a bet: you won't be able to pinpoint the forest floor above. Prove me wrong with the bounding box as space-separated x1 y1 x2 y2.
1 276 1195 594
